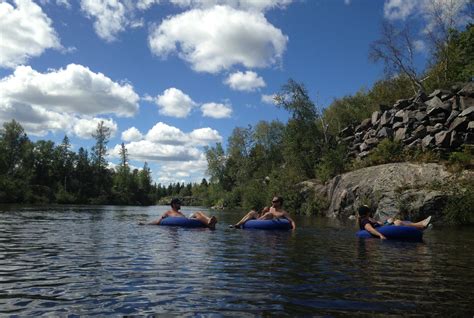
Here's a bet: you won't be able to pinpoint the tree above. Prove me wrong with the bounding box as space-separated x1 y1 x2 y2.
370 21 426 93
91 121 112 195
55 135 74 191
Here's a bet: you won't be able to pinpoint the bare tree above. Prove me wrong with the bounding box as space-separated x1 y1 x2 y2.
370 21 426 93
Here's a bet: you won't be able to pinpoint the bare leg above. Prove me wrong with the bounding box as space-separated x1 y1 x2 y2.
394 216 431 230
190 211 218 229
233 210 259 228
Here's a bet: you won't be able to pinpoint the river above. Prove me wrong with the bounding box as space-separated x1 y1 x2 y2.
0 205 473 316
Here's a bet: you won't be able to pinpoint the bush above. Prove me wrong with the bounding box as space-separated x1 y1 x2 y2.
315 144 347 182
448 145 474 171
443 180 474 225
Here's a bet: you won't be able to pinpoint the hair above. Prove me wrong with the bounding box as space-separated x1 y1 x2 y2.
273 196 283 205
358 205 371 217
170 198 181 207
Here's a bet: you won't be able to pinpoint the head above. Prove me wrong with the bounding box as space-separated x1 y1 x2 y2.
358 205 371 218
271 196 283 207
170 198 182 209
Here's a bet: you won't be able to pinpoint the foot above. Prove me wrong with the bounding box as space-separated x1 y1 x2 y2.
208 216 217 229
422 216 432 228
229 224 241 229
425 223 433 231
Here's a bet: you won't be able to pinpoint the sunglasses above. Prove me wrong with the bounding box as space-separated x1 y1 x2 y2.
272 200 280 203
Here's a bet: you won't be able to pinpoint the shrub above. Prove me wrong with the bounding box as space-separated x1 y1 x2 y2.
443 180 474 225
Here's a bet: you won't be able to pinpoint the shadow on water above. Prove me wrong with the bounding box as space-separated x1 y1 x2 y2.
0 205 473 316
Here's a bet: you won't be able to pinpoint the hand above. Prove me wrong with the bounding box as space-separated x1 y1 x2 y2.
380 234 387 240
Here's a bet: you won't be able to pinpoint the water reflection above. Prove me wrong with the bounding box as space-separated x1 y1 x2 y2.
0 205 473 315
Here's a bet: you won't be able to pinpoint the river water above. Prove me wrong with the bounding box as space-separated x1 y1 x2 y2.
0 205 473 316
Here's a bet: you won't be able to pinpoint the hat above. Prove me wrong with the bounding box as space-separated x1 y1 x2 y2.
170 198 181 206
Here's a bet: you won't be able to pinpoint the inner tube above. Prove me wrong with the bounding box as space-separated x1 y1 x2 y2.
242 218 292 230
159 217 206 228
356 225 423 242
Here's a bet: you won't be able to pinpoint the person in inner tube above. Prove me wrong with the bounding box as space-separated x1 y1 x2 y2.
357 205 431 240
141 198 217 229
230 196 296 230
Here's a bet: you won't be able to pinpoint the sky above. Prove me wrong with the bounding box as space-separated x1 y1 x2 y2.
0 0 471 184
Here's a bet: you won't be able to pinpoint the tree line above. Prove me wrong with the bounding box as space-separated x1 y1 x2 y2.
0 120 209 205
203 23 473 214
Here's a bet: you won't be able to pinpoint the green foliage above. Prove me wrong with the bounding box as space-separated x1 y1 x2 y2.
443 180 474 225
448 145 474 171
359 139 405 167
315 144 347 182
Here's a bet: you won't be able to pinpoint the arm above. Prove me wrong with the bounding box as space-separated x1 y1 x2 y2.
282 211 296 230
140 211 169 225
364 223 386 240
369 217 383 226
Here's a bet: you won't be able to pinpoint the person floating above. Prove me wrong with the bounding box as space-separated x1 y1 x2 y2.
357 205 431 240
230 196 296 230
141 198 217 229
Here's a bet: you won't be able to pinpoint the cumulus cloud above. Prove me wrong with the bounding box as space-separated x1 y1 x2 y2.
80 0 130 42
154 88 197 118
170 0 292 12
0 0 61 68
384 0 417 20
121 126 144 142
0 64 138 137
200 102 232 118
137 0 160 10
112 122 222 163
148 5 288 73
224 70 266 91
261 93 277 105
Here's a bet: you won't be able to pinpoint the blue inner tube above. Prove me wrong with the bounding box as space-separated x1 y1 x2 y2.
356 225 423 242
242 218 292 230
159 217 206 228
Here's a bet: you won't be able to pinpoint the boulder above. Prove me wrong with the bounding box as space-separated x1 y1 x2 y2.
446 110 460 126
394 128 407 141
394 99 410 109
393 122 404 130
355 118 372 132
342 135 355 143
407 139 421 149
427 123 444 135
339 126 353 137
413 125 427 139
359 142 370 152
379 111 391 127
377 127 394 139
465 133 474 144
458 82 474 97
358 151 370 158
468 121 474 131
460 97 474 111
402 111 414 124
422 135 434 150
429 112 446 125
365 138 379 147
414 111 427 122
425 96 444 112
435 130 451 148
448 116 468 132
371 111 381 125
459 106 474 119
413 91 428 103
450 130 463 148
322 163 454 219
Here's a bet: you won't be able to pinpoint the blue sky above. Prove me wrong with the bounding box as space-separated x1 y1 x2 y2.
0 0 469 184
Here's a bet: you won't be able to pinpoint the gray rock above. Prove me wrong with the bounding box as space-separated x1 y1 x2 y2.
450 130 463 148
343 135 355 143
448 116 468 132
413 125 427 138
379 104 391 112
435 130 451 147
414 111 427 122
359 143 369 152
365 138 379 147
460 97 474 110
429 89 450 98
371 111 381 125
394 99 410 109
340 126 353 137
407 139 421 149
377 127 394 139
394 128 407 141
393 122 404 130
465 133 474 144
422 135 434 150
413 91 428 103
427 123 444 135
358 151 370 158
402 110 414 124
458 82 474 97
468 121 474 131
429 113 446 125
446 110 460 126
356 118 372 132
459 106 474 119
395 109 405 118
425 96 444 112
441 93 453 101
379 111 391 127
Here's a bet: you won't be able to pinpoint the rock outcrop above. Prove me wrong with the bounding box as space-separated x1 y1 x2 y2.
340 83 474 159
301 162 473 222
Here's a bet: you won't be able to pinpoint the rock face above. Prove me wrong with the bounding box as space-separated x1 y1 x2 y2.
306 162 467 221
341 83 474 159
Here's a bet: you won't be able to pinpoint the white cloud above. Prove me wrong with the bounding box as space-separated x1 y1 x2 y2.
148 5 288 73
122 126 144 142
111 140 202 162
384 0 417 20
0 64 138 138
0 0 61 68
200 102 232 118
189 127 222 145
145 122 189 144
170 0 292 12
155 87 197 118
137 0 160 10
80 0 130 42
261 93 277 104
224 70 266 91
413 39 427 52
